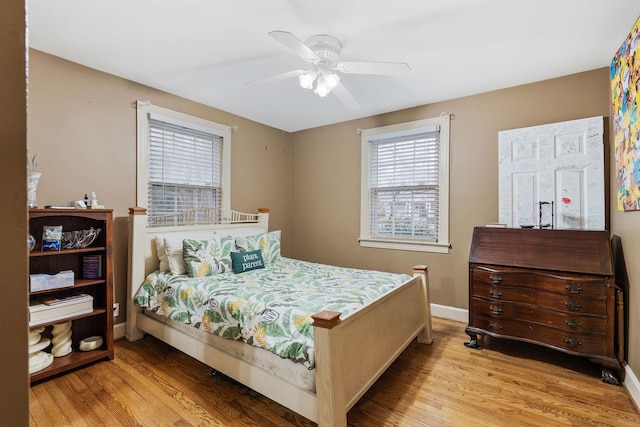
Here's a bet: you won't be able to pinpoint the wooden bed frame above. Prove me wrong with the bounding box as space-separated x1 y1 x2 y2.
125 207 433 427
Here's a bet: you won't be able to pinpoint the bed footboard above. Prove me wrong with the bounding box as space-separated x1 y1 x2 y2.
312 265 432 427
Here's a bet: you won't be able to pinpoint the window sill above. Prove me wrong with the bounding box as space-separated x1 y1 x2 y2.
358 238 450 254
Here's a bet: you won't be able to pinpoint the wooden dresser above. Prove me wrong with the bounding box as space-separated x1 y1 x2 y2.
465 227 622 384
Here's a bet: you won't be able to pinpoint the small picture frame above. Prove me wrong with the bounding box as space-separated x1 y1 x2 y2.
42 225 63 251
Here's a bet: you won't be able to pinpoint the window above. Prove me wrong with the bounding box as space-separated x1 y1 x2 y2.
360 116 450 253
136 101 231 224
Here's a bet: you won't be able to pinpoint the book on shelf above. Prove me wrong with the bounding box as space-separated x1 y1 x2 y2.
29 293 94 326
82 254 102 279
39 291 90 306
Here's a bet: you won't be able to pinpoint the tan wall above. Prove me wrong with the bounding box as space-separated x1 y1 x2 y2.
290 68 640 375
1 1 29 425
27 49 292 325
25 48 640 394
290 69 611 305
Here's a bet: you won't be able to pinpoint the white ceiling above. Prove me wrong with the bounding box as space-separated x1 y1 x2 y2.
28 0 640 133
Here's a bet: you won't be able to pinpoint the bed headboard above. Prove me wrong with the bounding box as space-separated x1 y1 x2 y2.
125 206 269 341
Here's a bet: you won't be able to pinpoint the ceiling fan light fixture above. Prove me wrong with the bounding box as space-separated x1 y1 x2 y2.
313 73 329 97
261 30 409 109
299 70 316 89
324 72 340 91
314 84 329 97
307 70 340 97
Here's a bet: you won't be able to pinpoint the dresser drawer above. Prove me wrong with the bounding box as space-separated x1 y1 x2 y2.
471 282 607 315
471 313 607 355
472 266 607 299
471 297 607 336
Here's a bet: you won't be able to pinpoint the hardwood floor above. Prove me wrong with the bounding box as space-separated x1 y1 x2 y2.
30 317 640 426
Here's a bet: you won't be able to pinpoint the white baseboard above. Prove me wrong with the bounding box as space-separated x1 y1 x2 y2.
625 364 640 411
431 303 468 323
114 322 126 340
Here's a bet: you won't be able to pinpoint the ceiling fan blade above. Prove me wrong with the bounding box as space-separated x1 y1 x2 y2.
269 30 320 63
245 69 304 85
336 61 411 76
332 82 359 110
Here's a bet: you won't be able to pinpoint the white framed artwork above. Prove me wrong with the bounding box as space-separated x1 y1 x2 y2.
498 116 605 230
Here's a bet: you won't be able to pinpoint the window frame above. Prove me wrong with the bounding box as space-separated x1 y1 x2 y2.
359 115 450 253
135 101 231 216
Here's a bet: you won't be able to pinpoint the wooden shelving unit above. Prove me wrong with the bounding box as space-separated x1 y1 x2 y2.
28 208 114 383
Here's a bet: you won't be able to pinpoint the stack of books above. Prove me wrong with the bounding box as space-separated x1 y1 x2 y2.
29 292 93 326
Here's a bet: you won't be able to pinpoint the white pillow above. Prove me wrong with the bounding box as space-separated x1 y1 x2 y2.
165 236 190 275
155 237 170 272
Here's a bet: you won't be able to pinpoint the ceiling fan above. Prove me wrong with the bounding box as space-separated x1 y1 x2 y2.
247 30 412 110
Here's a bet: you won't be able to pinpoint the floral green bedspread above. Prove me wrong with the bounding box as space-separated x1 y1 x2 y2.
134 257 412 369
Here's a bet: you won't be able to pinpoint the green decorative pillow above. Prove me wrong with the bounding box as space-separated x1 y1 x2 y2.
235 230 281 264
155 231 214 273
182 236 234 277
231 249 265 274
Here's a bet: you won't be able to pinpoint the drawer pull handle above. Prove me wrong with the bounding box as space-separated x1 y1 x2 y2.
565 301 582 311
489 274 502 284
565 319 582 328
489 289 503 298
489 304 502 315
565 283 582 294
489 322 503 329
564 337 582 347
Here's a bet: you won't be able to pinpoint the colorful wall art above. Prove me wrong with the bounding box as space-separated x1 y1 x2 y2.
611 16 640 211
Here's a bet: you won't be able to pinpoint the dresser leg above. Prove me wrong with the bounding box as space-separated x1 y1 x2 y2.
464 333 483 350
601 368 621 386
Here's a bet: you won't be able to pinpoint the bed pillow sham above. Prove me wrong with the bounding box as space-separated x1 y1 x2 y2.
235 230 281 264
182 236 234 277
155 232 214 273
230 249 265 274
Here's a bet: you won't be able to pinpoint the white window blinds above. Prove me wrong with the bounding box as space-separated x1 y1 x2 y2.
147 118 223 216
368 128 440 240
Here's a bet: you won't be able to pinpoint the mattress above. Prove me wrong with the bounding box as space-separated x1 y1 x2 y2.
142 309 317 392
